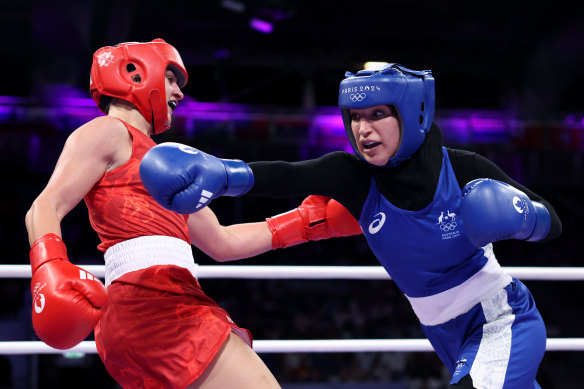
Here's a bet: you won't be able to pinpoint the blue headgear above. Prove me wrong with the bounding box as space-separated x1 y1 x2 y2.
338 63 435 166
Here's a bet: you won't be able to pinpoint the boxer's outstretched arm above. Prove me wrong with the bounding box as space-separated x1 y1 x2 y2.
187 195 362 262
188 207 273 262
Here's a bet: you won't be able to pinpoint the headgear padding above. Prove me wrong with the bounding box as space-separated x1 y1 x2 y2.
338 64 435 166
90 39 188 134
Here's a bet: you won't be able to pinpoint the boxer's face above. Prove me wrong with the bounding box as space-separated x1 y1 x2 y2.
165 69 184 120
349 105 401 166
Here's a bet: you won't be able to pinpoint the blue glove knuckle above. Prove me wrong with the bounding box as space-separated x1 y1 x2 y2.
139 143 254 213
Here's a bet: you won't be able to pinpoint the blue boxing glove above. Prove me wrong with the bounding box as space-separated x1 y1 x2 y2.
139 142 254 214
459 179 551 247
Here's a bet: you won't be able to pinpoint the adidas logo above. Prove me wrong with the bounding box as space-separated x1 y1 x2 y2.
79 269 102 284
196 190 214 209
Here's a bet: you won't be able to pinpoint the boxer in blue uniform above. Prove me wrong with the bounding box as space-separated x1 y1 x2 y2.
141 64 562 388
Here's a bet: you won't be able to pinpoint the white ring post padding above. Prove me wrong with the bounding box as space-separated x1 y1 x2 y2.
2 338 584 355
3 265 584 280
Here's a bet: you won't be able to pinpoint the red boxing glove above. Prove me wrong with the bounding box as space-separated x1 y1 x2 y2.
266 195 362 249
30 234 108 350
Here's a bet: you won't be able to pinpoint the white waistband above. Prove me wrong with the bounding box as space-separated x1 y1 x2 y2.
406 244 512 326
104 236 198 286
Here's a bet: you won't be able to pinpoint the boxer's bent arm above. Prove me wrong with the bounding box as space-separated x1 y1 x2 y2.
448 148 562 242
188 207 273 261
26 117 129 244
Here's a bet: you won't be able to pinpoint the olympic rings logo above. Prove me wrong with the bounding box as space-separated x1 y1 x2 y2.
439 221 458 231
350 93 366 102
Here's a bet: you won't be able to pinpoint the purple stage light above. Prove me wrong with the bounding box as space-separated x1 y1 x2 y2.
4 93 583 150
176 100 253 121
437 110 517 144
564 113 584 129
0 96 26 105
250 18 273 34
214 48 231 59
312 113 344 135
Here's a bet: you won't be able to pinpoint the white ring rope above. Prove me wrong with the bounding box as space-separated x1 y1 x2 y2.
1 338 584 355
3 264 584 355
3 264 584 280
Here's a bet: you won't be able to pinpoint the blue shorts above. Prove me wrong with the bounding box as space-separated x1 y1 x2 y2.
421 278 546 388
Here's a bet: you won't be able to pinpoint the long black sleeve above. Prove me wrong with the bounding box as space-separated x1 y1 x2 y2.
248 151 371 219
247 130 561 243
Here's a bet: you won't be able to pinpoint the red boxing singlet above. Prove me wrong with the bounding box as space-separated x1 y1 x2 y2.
84 120 190 251
85 120 252 388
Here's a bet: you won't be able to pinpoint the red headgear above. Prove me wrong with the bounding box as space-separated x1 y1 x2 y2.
89 38 188 134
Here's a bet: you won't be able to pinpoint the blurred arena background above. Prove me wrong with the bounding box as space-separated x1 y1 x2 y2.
1 1 583 388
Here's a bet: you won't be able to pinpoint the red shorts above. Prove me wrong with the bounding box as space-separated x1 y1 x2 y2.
95 265 252 389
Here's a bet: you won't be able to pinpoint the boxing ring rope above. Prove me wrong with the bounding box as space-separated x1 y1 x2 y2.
4 264 584 280
2 264 584 354
2 339 584 355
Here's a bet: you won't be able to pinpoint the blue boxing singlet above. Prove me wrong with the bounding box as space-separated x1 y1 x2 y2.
359 147 512 326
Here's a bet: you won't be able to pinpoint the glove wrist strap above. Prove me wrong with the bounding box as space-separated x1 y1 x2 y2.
30 233 69 273
266 209 307 249
526 202 551 242
222 159 255 197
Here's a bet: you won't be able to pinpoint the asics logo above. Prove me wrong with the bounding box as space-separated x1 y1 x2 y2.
179 145 199 155
368 212 386 234
196 190 214 209
350 93 366 102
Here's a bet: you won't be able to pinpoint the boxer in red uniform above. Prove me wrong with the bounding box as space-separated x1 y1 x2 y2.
25 39 361 389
